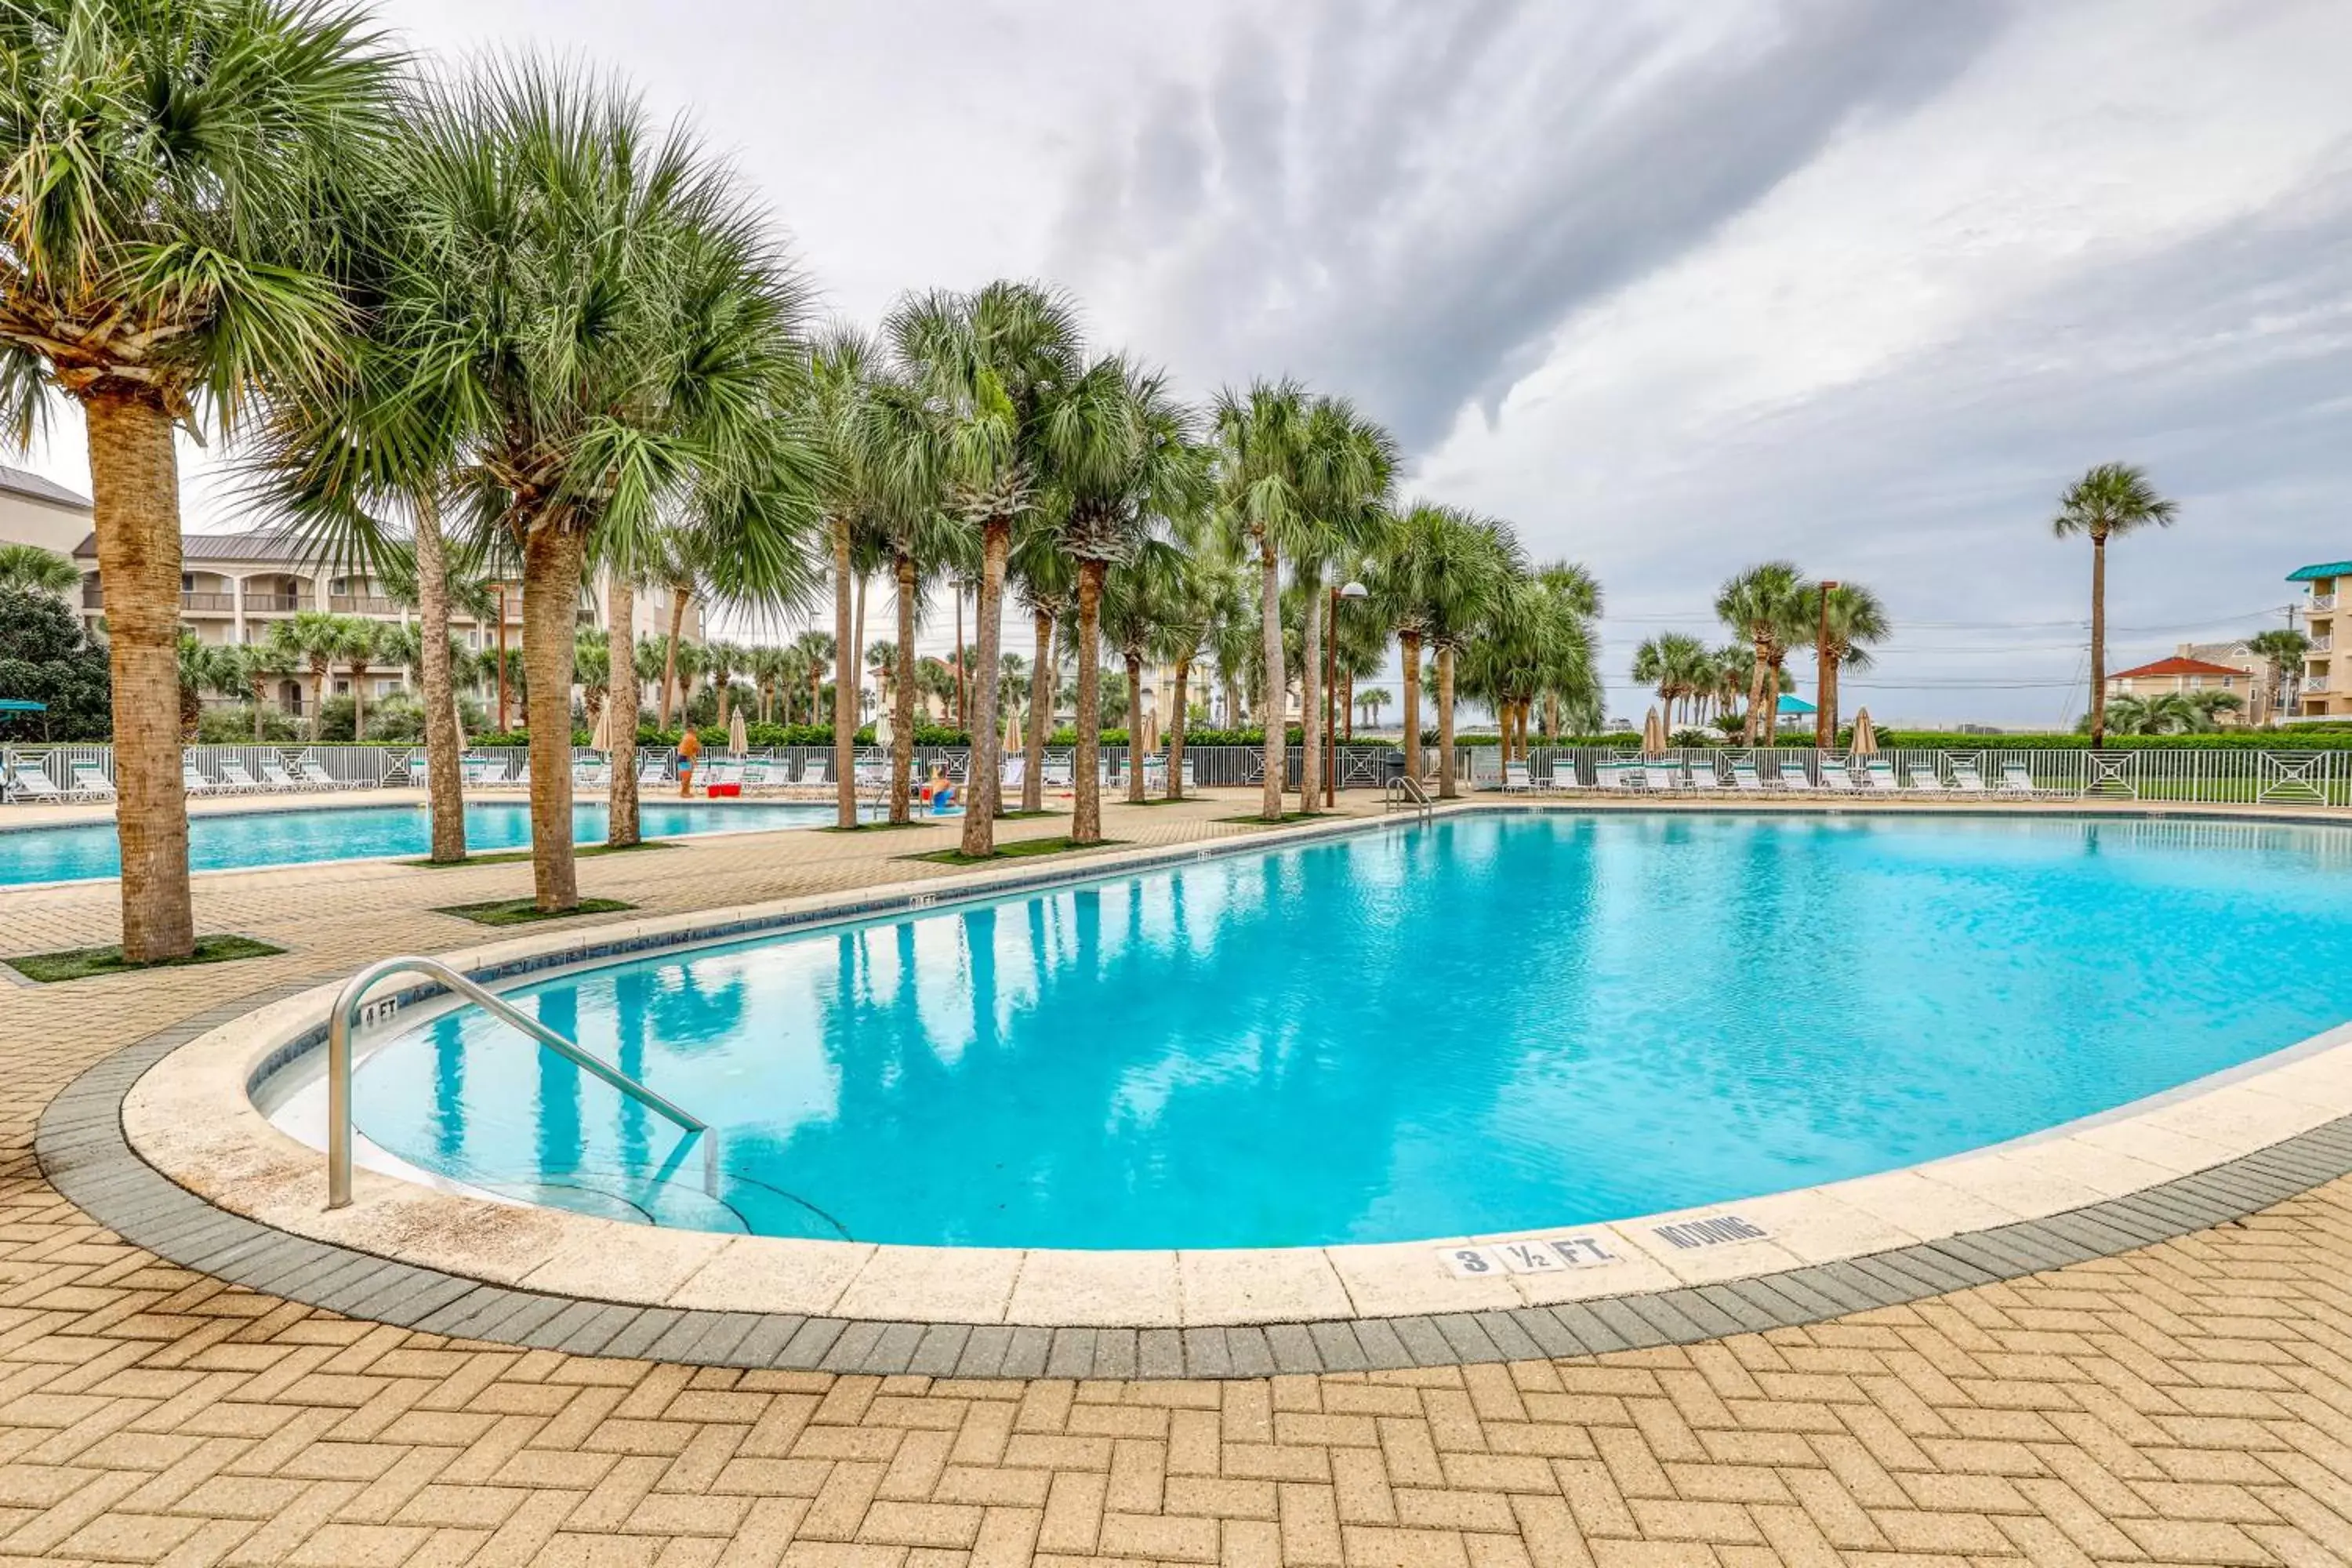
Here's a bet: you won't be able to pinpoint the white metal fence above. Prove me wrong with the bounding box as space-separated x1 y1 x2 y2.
5 742 2350 807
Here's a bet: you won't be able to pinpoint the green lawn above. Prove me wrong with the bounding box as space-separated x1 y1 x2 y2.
433 898 636 927
7 935 285 985
906 836 1126 867
401 839 673 869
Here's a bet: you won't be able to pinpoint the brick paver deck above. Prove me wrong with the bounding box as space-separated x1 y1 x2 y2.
5 793 2352 1566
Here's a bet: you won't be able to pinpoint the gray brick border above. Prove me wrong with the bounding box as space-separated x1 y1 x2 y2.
38 983 2352 1378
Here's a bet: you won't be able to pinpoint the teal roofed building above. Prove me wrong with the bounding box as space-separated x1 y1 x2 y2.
2288 562 2346 716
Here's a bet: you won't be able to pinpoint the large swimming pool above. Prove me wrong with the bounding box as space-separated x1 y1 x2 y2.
318 811 2352 1249
0 799 831 885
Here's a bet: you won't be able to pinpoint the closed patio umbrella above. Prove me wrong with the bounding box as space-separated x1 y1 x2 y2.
1642 706 1666 757
1140 690 1159 755
1851 708 1878 757
728 706 748 757
589 702 613 754
872 706 891 750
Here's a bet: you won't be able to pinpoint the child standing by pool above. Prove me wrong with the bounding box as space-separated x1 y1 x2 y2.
676 728 701 798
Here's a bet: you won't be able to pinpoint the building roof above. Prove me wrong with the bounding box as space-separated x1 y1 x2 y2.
2287 561 2352 582
2109 655 2245 681
0 463 89 510
70 528 308 564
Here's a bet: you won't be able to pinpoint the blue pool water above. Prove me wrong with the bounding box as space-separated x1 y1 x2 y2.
333 812 2352 1248
0 800 830 884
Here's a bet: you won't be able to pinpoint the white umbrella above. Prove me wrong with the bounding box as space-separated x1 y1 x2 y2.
589 702 612 754
728 706 747 757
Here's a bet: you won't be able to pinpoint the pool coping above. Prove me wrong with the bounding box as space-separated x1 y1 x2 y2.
39 800 2352 1377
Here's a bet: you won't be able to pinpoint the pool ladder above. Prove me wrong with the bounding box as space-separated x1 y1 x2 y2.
1385 775 1434 818
325 956 718 1210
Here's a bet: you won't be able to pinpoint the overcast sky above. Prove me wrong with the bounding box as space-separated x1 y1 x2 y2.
20 0 2352 726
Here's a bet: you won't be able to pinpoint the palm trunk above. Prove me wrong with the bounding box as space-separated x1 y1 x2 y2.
852 570 868 731
1073 561 1105 844
716 672 730 731
1822 652 1840 746
1168 656 1190 801
660 586 689 731
1766 652 1787 746
2089 532 2107 747
251 679 267 742
1299 570 1323 815
891 554 916 825
82 390 193 961
1023 608 1051 813
831 518 857 829
1399 632 1422 782
1435 644 1459 797
953 588 966 729
960 521 1011 856
350 664 369 744
1125 651 1148 805
1258 541 1285 820
1344 672 1356 742
608 575 641 848
521 526 583 912
1744 640 1769 746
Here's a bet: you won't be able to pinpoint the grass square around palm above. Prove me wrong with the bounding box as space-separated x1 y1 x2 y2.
434 898 636 927
7 935 285 985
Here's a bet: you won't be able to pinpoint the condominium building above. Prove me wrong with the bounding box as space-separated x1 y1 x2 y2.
2103 651 2255 722
2289 562 2347 715
0 464 94 556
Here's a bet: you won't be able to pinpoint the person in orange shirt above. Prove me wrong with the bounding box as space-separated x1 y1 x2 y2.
675 728 701 798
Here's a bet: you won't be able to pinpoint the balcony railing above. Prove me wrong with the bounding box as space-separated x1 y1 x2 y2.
2311 637 2332 654
2307 678 2330 694
180 591 236 613
329 594 399 615
243 593 312 613
2311 593 2337 612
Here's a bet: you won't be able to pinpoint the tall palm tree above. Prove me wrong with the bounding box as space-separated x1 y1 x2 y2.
800 327 886 827
337 616 384 741
1375 503 1519 797
0 543 79 596
2053 463 2180 746
1632 633 1708 727
394 66 818 911
1288 397 1396 814
0 0 397 959
574 628 611 734
888 282 1082 855
1715 563 1809 746
791 629 834 729
1795 582 1889 743
223 639 296 739
270 612 352 742
1040 355 1203 840
1210 380 1316 820
1008 524 1074 811
1357 688 1392 731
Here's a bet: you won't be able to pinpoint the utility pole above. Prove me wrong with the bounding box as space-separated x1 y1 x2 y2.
1814 579 1838 749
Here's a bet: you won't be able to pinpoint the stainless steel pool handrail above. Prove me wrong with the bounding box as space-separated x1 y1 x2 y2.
325 956 717 1209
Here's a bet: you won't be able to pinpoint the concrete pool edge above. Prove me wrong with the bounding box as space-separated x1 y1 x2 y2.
47 800 2352 1375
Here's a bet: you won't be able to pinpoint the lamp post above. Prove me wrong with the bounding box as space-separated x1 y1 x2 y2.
1327 580 1368 806
1814 579 1838 750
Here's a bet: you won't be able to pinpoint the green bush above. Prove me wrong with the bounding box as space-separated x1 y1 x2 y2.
1874 730 2352 751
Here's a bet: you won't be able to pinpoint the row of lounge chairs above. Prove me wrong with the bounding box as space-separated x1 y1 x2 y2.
1497 755 2064 797
3 758 116 802
181 751 366 796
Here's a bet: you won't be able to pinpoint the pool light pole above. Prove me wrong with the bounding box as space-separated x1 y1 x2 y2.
1815 579 1838 750
1327 579 1368 806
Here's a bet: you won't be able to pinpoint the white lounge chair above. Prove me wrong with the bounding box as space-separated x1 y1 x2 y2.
182 756 218 796
1000 755 1027 789
1997 761 2045 798
1502 760 1532 793
739 759 779 792
1042 757 1073 789
1900 757 1946 792
6 762 64 803
69 760 116 800
292 753 352 790
214 758 263 794
1684 760 1723 793
1949 760 1990 794
1771 757 1814 792
1729 761 1768 793
467 759 510 789
1598 763 1644 793
636 756 668 786
1820 761 1863 794
1863 758 1898 792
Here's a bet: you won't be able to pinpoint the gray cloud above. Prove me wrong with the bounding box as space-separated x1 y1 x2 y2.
1054 0 2016 448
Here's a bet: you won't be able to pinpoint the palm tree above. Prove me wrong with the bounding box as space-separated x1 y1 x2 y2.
2053 463 2179 747
1356 687 1392 730
1795 583 1889 743
1210 381 1313 819
0 543 79 596
1715 563 1809 746
0 0 397 959
575 628 611 735
2249 629 2311 723
2096 688 2241 736
1632 633 1708 727
1008 525 1074 811
888 282 1082 855
222 640 296 739
337 616 385 742
1374 503 1519 797
1289 398 1397 813
270 612 352 742
791 630 835 730
387 67 816 911
1040 355 1203 840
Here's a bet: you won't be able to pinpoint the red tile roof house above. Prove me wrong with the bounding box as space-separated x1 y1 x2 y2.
2103 655 2252 722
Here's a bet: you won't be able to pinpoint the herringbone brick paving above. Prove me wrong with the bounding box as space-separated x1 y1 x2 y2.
5 793 2352 1564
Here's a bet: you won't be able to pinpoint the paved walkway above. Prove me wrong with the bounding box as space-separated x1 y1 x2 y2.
5 793 2352 1565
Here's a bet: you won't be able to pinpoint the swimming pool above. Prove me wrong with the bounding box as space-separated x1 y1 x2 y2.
314 811 2352 1250
0 799 832 885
